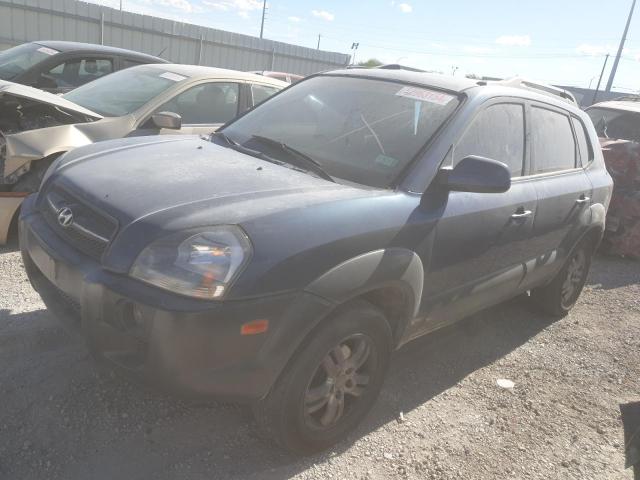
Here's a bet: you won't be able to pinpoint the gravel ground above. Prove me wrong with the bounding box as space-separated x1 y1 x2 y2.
0 243 638 480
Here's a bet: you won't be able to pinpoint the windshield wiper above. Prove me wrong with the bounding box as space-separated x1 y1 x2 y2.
250 135 335 182
211 131 293 167
211 130 238 146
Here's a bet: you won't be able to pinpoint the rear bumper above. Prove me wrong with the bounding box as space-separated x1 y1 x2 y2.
19 194 333 401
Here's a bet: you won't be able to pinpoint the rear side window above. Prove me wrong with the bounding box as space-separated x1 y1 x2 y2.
572 117 593 166
454 103 525 177
531 107 576 174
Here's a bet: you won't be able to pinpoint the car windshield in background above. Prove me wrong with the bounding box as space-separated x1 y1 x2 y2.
587 107 640 143
63 66 185 117
0 43 56 80
221 76 461 188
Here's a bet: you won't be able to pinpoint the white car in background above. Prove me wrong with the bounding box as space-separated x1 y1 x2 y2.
0 64 286 244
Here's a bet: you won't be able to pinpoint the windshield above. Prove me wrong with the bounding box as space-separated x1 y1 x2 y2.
587 107 640 143
0 43 57 80
63 66 186 117
221 76 460 188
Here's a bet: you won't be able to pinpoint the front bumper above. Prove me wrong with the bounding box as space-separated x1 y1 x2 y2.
19 194 333 401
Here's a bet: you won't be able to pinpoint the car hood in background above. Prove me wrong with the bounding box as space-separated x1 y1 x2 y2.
0 80 102 118
0 80 133 183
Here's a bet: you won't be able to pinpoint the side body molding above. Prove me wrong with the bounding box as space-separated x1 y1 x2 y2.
305 248 424 318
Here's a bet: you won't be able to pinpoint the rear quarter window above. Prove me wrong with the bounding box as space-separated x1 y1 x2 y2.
572 117 593 166
531 107 576 174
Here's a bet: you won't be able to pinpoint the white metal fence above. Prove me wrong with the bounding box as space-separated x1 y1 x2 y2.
0 0 350 75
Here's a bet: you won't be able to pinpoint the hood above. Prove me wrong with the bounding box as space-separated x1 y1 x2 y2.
0 80 102 118
44 135 399 280
48 135 370 229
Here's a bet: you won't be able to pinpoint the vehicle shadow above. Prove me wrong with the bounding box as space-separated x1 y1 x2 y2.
0 297 556 480
587 255 639 290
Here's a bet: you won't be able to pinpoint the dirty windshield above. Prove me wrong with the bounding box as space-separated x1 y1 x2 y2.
0 43 55 80
221 76 460 188
587 107 640 143
63 66 185 117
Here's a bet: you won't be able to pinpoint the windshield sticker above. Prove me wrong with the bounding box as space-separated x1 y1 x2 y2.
375 154 399 168
37 46 59 56
396 86 455 106
159 72 187 82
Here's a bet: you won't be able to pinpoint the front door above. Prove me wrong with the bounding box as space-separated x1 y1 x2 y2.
152 81 241 136
414 101 537 333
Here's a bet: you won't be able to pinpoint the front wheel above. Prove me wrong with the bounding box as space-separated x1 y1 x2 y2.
253 300 392 455
528 240 593 317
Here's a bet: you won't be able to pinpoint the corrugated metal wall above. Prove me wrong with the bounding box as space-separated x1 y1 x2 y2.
0 0 350 75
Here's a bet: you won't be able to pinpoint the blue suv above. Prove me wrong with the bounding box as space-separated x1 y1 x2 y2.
19 68 613 454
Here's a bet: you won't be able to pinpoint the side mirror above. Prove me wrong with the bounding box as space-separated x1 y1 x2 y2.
149 111 182 130
438 156 511 193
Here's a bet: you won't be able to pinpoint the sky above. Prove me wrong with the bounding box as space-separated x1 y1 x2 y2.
85 0 640 92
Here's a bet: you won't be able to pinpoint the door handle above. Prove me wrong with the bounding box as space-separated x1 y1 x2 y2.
511 209 533 219
576 195 591 204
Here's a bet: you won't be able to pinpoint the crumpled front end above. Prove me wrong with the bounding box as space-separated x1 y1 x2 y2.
0 89 99 186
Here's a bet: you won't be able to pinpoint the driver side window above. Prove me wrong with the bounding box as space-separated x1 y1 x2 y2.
154 82 239 125
454 103 525 177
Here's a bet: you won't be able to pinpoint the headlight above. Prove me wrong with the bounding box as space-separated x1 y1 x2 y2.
130 226 252 299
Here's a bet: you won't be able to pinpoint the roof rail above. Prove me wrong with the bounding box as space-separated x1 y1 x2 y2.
376 64 426 72
611 95 640 102
490 77 578 105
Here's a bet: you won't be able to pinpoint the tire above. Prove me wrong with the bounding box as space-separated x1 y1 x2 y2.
528 240 594 317
253 300 392 455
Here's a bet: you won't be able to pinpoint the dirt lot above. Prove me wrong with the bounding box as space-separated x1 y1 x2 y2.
0 243 638 480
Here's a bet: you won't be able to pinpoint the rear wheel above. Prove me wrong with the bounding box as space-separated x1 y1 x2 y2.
528 240 593 317
253 300 392 454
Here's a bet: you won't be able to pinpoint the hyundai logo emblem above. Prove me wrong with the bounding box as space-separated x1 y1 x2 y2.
57 207 74 228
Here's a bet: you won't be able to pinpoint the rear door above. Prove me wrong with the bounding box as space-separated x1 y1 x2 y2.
524 103 593 286
417 99 537 331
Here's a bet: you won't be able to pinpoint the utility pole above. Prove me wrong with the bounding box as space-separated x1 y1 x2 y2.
317 34 321 50
606 0 636 92
451 66 459 76
593 54 610 104
259 0 267 39
119 0 122 11
350 42 359 65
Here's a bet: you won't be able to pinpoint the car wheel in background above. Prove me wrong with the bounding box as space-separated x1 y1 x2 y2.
253 300 392 454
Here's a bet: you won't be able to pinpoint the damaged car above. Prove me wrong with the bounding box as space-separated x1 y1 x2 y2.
586 98 640 258
20 68 612 453
0 64 286 244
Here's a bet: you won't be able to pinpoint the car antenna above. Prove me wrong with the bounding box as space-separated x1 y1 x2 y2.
156 46 168 58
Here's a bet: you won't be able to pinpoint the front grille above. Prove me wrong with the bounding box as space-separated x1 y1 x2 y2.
42 187 118 260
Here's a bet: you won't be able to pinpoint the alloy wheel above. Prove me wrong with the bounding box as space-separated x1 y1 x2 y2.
303 334 374 429
560 249 587 309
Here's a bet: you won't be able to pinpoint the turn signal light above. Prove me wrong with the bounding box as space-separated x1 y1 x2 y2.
240 319 269 335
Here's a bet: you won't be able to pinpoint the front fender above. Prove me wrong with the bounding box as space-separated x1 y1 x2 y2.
305 248 424 318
